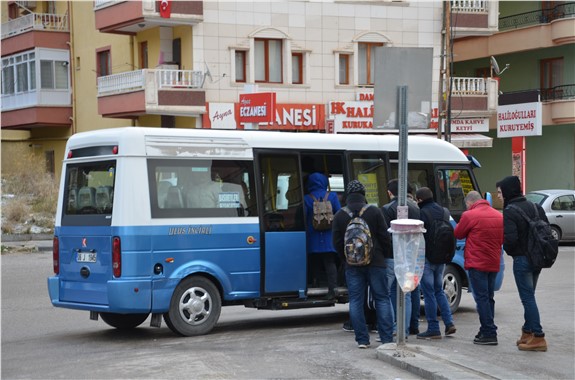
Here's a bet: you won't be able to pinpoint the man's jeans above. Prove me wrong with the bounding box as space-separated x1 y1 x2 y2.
385 258 411 335
420 260 453 333
468 268 498 337
346 265 394 344
513 255 543 335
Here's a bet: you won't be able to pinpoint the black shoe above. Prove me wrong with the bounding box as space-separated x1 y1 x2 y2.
409 328 420 335
473 335 498 345
342 321 353 332
445 324 457 335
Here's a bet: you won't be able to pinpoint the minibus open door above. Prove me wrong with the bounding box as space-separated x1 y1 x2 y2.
255 151 307 298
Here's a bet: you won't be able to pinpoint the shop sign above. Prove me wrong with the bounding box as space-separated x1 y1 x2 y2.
356 92 374 101
497 102 542 138
429 106 488 132
204 103 236 129
239 92 276 123
259 104 325 130
329 100 375 133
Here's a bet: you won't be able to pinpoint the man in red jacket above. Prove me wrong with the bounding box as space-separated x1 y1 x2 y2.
454 191 503 345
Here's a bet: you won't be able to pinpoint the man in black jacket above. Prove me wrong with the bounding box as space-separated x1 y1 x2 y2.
496 175 548 351
415 187 456 339
332 180 393 348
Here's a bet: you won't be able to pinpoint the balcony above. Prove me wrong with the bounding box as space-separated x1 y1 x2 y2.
454 3 575 60
94 0 203 35
450 0 499 38
541 84 575 124
1 88 72 130
1 12 69 56
97 68 206 118
446 77 499 118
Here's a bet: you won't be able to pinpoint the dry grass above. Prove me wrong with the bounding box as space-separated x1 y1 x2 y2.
1 153 58 233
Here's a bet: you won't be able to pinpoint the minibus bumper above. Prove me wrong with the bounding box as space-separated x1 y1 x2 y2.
47 276 152 313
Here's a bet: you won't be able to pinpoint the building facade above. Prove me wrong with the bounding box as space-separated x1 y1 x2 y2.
7 1 566 197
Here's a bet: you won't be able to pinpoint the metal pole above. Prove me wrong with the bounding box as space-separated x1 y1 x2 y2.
396 85 408 346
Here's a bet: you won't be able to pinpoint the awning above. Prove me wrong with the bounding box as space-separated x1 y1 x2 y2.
450 134 493 148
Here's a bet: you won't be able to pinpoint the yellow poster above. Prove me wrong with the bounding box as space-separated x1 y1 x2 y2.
358 173 379 205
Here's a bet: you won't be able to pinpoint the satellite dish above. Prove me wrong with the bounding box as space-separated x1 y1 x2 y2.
490 56 510 76
204 61 213 82
490 56 500 75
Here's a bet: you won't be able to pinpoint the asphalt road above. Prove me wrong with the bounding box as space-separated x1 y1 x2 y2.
1 250 423 380
1 244 574 379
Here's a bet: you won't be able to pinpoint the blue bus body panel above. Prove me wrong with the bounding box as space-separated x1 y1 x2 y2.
264 231 307 294
50 222 262 313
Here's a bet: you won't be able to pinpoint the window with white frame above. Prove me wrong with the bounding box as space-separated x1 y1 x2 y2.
232 28 306 86
1 52 36 95
336 32 390 87
40 60 68 89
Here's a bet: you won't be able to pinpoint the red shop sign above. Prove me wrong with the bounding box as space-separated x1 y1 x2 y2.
239 92 276 124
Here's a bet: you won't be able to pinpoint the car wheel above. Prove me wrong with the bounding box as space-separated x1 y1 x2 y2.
100 312 149 329
551 226 561 241
164 276 222 337
443 265 462 314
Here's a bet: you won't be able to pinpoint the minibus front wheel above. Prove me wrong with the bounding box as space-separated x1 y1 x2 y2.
164 275 222 336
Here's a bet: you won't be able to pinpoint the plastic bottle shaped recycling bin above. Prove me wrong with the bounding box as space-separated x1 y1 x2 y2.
388 219 426 292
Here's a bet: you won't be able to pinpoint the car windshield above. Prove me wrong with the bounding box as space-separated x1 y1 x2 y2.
526 192 547 205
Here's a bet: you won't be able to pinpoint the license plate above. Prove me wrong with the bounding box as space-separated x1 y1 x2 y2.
77 251 97 263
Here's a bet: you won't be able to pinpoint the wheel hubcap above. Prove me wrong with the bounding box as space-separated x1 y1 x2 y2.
179 286 212 325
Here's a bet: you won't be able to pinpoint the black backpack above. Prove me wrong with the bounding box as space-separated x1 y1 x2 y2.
509 203 559 270
422 207 456 264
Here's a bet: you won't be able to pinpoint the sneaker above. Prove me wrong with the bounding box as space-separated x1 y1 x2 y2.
342 321 353 332
358 343 370 349
375 337 381 342
474 335 498 346
417 330 442 340
409 328 420 335
445 324 457 336
368 324 378 333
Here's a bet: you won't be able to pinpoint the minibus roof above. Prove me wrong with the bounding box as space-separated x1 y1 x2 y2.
66 127 469 164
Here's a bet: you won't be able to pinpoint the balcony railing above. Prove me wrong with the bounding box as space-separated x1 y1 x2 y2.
541 84 575 102
450 77 488 95
499 2 575 31
1 12 68 39
97 69 204 96
451 0 488 13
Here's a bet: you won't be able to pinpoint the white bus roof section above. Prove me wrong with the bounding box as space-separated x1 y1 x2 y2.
66 127 470 163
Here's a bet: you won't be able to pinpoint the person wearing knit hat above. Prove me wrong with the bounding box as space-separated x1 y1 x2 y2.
332 179 393 349
496 175 549 351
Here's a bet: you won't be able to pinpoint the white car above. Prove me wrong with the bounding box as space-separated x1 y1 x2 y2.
526 189 575 242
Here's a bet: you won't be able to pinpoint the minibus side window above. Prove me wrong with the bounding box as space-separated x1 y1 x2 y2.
348 154 389 207
148 159 256 218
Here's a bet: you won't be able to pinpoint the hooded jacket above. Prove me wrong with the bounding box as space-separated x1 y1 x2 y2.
332 192 390 267
304 172 341 254
382 195 420 258
454 199 503 272
496 176 549 257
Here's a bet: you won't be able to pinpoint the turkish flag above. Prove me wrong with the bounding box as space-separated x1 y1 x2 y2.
159 0 171 18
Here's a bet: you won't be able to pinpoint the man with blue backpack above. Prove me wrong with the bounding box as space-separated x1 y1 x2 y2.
332 180 393 348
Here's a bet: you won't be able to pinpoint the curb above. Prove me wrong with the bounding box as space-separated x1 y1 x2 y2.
1 234 53 242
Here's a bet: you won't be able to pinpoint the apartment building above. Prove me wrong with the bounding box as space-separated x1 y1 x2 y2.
2 0 501 185
452 1 575 191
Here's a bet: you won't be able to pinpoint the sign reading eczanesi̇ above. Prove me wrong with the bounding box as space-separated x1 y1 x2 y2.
239 92 276 124
497 102 542 138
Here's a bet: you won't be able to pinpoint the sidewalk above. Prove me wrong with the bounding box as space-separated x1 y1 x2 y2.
375 341 535 380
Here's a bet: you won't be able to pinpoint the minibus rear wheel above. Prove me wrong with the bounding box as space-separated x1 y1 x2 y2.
164 276 222 336
100 312 149 329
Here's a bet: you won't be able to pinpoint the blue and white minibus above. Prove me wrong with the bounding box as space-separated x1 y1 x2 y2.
48 127 504 336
